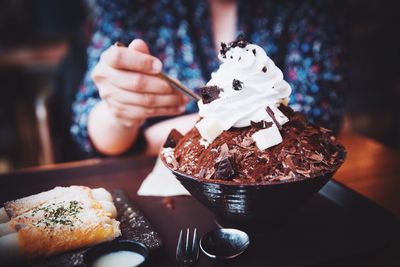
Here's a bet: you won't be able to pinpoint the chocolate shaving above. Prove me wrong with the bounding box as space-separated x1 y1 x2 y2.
288 118 306 131
262 66 267 73
215 157 236 180
252 49 256 55
285 156 296 171
240 136 255 147
307 152 324 162
266 106 282 130
233 34 249 48
250 120 273 129
219 34 249 57
196 168 206 178
220 42 228 58
232 79 243 91
278 104 296 117
163 129 183 148
221 143 229 153
200 85 221 104
205 167 215 179
279 176 294 181
229 148 238 155
216 143 230 162
296 168 311 177
319 127 332 133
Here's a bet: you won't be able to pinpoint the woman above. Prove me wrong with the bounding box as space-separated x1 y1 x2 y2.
71 0 346 157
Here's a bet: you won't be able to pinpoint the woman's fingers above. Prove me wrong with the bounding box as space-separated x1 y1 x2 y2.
93 39 189 126
100 81 187 107
100 45 162 74
93 64 176 94
105 97 185 122
104 65 175 94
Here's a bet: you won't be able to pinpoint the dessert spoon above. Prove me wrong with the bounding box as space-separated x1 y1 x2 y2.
200 228 250 259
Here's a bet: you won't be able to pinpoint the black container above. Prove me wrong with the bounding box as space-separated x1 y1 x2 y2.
163 157 341 231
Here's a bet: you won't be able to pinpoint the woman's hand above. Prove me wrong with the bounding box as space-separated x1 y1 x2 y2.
91 39 188 127
88 39 188 155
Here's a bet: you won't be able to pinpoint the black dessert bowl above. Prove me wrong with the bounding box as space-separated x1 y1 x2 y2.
161 153 345 232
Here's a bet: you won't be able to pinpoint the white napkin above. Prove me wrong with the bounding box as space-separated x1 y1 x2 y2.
137 157 190 196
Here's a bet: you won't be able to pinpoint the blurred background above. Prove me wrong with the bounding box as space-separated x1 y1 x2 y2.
0 0 399 172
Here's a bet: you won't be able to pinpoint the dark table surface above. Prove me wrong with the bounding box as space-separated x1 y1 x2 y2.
0 131 399 266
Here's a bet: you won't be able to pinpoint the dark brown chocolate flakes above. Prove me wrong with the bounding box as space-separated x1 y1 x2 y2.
172 104 345 184
200 85 221 104
215 157 236 180
234 34 249 48
216 143 230 162
220 42 228 58
285 156 296 171
306 152 324 162
266 106 282 130
232 79 243 91
205 167 216 179
262 66 267 73
196 168 206 179
240 136 255 147
219 34 249 57
251 120 273 129
163 129 183 148
252 49 256 55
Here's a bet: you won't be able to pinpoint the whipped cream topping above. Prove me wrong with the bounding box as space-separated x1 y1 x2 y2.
198 44 291 128
196 40 292 148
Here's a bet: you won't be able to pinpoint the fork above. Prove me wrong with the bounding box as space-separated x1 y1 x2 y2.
176 228 199 267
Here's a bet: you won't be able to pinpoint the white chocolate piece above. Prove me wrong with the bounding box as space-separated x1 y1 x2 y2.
195 118 224 144
92 188 113 202
0 233 22 264
0 208 9 223
98 201 117 218
0 222 15 236
251 124 283 150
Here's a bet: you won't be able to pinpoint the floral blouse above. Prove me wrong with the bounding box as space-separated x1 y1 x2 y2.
71 0 346 157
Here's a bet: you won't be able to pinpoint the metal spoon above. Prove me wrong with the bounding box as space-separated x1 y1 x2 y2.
200 228 250 259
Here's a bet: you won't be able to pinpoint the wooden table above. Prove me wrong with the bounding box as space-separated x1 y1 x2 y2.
0 131 399 266
335 131 400 218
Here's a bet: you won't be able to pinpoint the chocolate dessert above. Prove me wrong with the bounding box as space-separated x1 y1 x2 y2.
162 36 345 184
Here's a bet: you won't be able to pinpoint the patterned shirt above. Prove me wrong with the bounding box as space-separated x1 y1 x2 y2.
71 0 346 157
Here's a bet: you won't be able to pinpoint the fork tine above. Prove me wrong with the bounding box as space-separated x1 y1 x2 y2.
176 229 183 259
185 228 190 252
176 228 200 266
192 228 199 257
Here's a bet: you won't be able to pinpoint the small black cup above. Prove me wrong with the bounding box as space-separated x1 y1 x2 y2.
84 240 149 267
